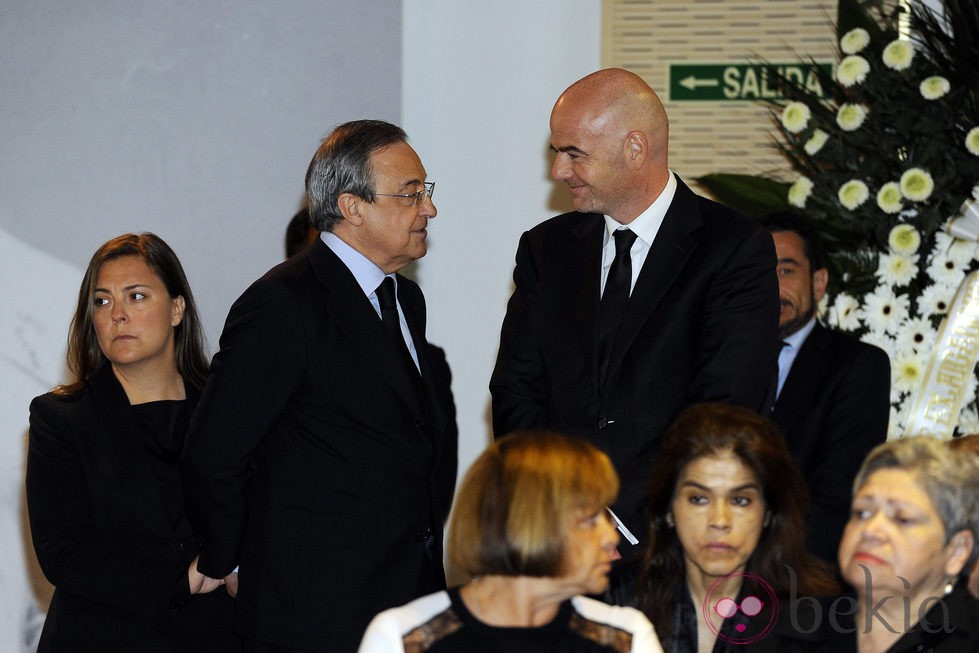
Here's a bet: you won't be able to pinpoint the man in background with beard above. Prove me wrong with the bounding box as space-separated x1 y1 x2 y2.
765 212 890 565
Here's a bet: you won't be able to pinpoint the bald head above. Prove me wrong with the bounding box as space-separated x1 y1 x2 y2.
554 69 669 161
549 68 671 222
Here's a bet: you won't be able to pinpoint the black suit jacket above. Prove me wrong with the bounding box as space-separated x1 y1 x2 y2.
490 178 780 537
26 364 236 652
771 322 890 562
182 238 458 651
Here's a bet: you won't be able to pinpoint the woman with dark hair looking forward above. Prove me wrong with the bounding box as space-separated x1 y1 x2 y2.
26 233 238 652
613 403 837 652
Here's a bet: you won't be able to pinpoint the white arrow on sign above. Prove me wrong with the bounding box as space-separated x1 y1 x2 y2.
679 75 719 90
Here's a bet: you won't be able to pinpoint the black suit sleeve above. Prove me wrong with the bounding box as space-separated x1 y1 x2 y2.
490 231 549 437
427 344 458 524
27 396 188 625
806 344 891 560
688 224 781 411
182 278 307 578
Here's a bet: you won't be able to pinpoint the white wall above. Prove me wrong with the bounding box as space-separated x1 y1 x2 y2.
402 0 602 486
0 3 402 649
0 1 602 642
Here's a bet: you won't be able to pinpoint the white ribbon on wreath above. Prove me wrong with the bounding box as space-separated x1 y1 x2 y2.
903 199 979 439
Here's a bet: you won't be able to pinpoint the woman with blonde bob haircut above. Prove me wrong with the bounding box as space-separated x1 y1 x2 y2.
359 431 662 652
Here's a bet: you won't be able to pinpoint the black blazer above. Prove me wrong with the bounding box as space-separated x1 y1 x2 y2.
491 178 780 537
26 364 237 652
182 239 458 651
771 322 890 563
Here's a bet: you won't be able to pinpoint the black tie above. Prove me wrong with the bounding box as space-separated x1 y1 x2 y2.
599 229 638 382
376 278 419 374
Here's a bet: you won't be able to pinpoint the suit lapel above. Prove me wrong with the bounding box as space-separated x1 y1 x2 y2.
567 215 605 383
772 323 832 437
89 365 182 541
307 240 423 416
602 180 701 389
400 288 446 434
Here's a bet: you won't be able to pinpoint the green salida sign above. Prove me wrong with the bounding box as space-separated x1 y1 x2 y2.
669 63 832 101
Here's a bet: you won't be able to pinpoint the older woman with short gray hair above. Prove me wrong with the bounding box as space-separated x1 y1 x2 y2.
836 436 979 652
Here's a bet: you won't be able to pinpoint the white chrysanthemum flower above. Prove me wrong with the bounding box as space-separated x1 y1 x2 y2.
788 176 814 208
828 292 862 331
888 224 920 255
841 28 870 54
838 179 869 210
900 168 934 201
967 127 979 156
947 239 977 266
817 292 829 319
959 406 979 436
836 103 867 131
804 129 829 156
781 102 811 133
862 285 910 335
837 55 870 87
919 76 950 100
894 396 913 432
876 253 918 287
932 230 955 255
934 231 979 265
863 330 898 360
887 406 905 441
882 39 915 71
917 283 955 317
877 182 904 214
892 350 927 394
926 252 967 288
896 317 936 354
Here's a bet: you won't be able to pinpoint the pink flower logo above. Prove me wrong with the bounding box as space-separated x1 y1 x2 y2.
702 571 779 644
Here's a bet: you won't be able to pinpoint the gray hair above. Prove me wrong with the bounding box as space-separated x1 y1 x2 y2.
854 436 979 571
304 120 408 232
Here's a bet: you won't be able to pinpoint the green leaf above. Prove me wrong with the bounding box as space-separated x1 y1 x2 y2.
695 173 790 219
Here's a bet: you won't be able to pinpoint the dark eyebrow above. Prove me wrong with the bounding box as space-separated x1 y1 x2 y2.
93 283 151 293
776 257 804 267
549 145 588 156
679 480 761 493
398 177 425 191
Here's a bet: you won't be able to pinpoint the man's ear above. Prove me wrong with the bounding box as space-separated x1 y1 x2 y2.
944 529 974 579
625 130 648 168
337 193 364 227
812 267 829 303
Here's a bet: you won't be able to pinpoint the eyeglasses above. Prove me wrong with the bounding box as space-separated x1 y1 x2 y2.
373 181 435 207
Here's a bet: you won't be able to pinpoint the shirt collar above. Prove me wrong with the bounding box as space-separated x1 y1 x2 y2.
603 170 677 244
321 231 388 296
783 316 818 350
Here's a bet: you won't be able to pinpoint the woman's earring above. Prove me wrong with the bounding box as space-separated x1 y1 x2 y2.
665 514 675 528
763 512 772 527
944 577 954 595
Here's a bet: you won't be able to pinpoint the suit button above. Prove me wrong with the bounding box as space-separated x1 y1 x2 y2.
598 417 608 429
415 419 425 429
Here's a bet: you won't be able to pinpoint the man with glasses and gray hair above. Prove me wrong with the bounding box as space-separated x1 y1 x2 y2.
183 120 458 652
